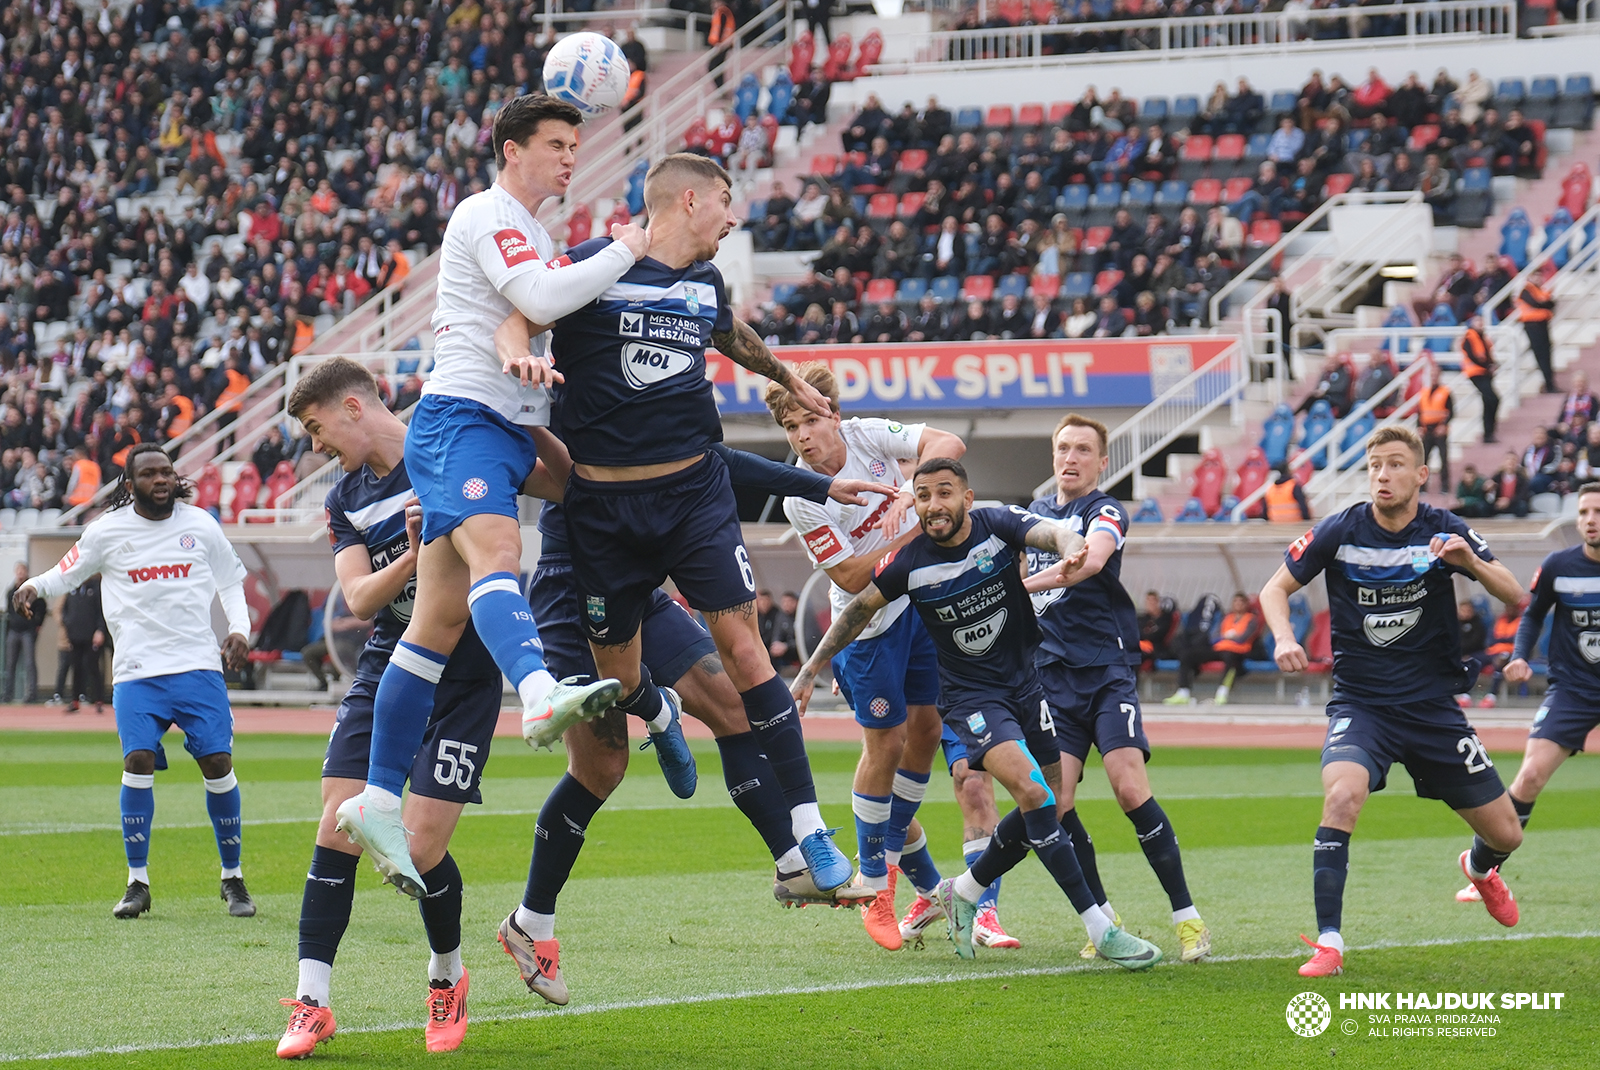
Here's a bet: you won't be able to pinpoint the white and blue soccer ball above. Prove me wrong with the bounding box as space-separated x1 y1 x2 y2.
542 32 630 119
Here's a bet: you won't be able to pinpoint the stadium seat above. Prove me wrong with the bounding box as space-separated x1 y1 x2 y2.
1500 208 1533 270
1234 446 1271 518
1092 269 1122 295
1407 125 1440 153
1174 498 1209 523
1248 219 1282 247
772 283 797 308
1260 404 1295 468
1172 96 1200 122
1180 134 1213 162
897 277 927 302
1268 90 1297 116
929 276 961 302
1213 495 1241 522
985 105 1015 129
1494 78 1526 114
1455 167 1493 227
1156 180 1188 205
1140 97 1169 124
1030 273 1060 298
226 465 262 523
809 154 839 177
1244 133 1271 161
1018 103 1045 127
1082 226 1112 254
1190 448 1227 517
899 191 926 218
1132 498 1165 523
1214 134 1245 162
1058 184 1091 215
1557 75 1594 128
1063 271 1094 299
954 107 984 131
1189 178 1222 206
896 149 929 173
864 277 897 303
1322 172 1354 197
962 275 995 300
1222 176 1253 203
1339 411 1376 466
1546 207 1576 268
1090 181 1123 208
1048 101 1073 125
867 192 897 220
1560 163 1592 218
1300 399 1335 469
996 274 1028 300
194 464 223 517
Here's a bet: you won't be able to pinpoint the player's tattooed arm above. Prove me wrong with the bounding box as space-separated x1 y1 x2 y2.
705 601 756 624
1020 522 1088 590
712 318 832 418
792 584 890 714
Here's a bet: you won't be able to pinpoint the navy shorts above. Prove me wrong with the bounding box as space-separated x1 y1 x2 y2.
1529 688 1600 752
114 670 233 759
1322 693 1506 811
564 451 756 645
1039 661 1150 763
831 607 940 729
940 723 969 771
528 554 719 686
322 672 504 804
941 680 1060 773
406 394 540 544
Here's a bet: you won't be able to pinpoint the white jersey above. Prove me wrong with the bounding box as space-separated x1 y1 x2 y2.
28 502 251 683
784 418 925 641
427 184 556 426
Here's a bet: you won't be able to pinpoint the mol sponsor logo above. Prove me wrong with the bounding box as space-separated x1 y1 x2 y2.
1362 607 1422 647
621 341 693 389
954 607 1007 655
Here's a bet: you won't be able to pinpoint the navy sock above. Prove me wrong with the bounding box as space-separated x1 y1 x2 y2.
963 842 999 909
298 846 360 965
1058 808 1107 906
1126 797 1193 911
1022 806 1098 914
715 732 796 861
524 775 606 913
1312 826 1350 934
970 808 1031 887
1469 835 1514 876
120 772 154 869
741 675 816 807
467 572 551 698
616 666 664 725
367 642 446 796
418 853 463 955
204 774 242 870
1511 795 1535 829
899 831 942 895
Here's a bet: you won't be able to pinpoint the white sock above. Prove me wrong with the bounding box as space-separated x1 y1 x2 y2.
776 846 805 873
790 802 826 843
645 702 673 734
1317 929 1345 953
1081 903 1113 944
221 865 242 880
297 959 332 1006
884 850 902 867
518 669 557 712
429 946 464 985
1173 905 1201 924
1101 900 1116 920
952 869 986 903
863 872 889 892
363 785 402 810
128 865 149 885
513 906 555 941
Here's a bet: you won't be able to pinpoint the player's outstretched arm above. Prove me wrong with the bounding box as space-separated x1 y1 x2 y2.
1259 563 1308 672
1505 571 1554 684
792 583 890 713
1432 532 1527 607
711 318 832 418
488 227 646 327
22 533 104 608
1022 520 1088 579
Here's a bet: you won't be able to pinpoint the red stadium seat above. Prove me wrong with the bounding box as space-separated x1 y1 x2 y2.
986 105 1014 129
788 32 814 83
962 275 995 300
810 153 839 176
1407 124 1440 152
997 0 1026 24
1323 172 1354 196
225 465 261 524
844 151 867 168
1234 446 1271 518
1249 219 1282 246
566 203 592 246
864 277 897 303
1223 176 1253 202
1181 135 1213 162
1082 226 1112 254
193 464 222 514
896 149 929 172
1048 101 1073 125
1561 163 1592 218
1189 178 1222 205
1030 0 1056 21
1214 134 1245 161
1018 103 1045 126
1030 273 1060 298
899 191 926 217
867 192 898 219
1190 448 1227 517
1092 269 1123 295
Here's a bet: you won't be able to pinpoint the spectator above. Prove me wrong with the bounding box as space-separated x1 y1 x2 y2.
759 304 798 347
1417 366 1454 492
252 425 292 482
802 0 833 47
1457 600 1488 659
921 216 967 279
1516 263 1557 393
1489 451 1531 517
1064 297 1097 338
757 589 798 672
948 298 992 341
864 301 907 344
1266 116 1305 165
843 93 891 153
1478 601 1524 707
1418 154 1455 222
906 293 947 342
1137 591 1177 663
1462 313 1499 442
1522 426 1560 495
1092 295 1127 338
1264 466 1312 522
1164 592 1259 705
1557 371 1599 439
1027 293 1062 339
4 562 45 703
1577 422 1600 480
752 181 795 252
58 577 105 713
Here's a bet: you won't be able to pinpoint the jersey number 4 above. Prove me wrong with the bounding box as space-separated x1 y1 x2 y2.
434 739 479 791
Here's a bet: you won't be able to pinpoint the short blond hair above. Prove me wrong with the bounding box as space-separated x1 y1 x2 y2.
643 153 731 214
764 361 840 424
1366 424 1425 463
1053 412 1108 456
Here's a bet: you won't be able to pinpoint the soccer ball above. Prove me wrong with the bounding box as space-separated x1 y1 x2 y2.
542 32 631 119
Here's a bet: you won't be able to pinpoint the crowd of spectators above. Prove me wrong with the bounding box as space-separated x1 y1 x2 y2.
1454 371 1600 517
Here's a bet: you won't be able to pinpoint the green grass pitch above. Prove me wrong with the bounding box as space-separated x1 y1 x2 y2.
2 731 1597 1068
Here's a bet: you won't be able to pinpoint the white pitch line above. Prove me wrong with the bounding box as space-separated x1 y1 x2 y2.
4 929 1596 1063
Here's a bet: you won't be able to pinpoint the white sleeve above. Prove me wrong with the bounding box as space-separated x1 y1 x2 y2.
475 228 638 325
218 580 252 639
784 496 854 569
29 526 103 599
858 418 927 461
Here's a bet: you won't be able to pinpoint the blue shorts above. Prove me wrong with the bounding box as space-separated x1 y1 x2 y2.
322 672 504 804
406 394 541 544
564 451 756 645
941 679 1059 773
940 724 969 771
1322 693 1506 810
1039 662 1150 763
114 670 233 760
831 608 940 728
1529 688 1600 752
528 554 719 686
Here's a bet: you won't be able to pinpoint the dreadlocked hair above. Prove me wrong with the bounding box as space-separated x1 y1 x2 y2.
106 443 193 511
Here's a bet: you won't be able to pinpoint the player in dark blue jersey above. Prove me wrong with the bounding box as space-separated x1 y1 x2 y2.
793 458 1163 969
493 154 854 894
1455 482 1600 905
1259 426 1529 978
1024 414 1211 963
498 441 892 1004
277 359 540 1057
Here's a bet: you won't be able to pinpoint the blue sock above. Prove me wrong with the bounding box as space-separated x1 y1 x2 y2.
367 642 447 796
204 772 242 870
741 675 816 807
965 840 1001 910
1021 806 1098 914
1127 797 1192 911
1060 807 1107 906
898 830 942 895
120 772 154 869
1313 825 1351 935
715 732 796 861
884 768 928 857
970 808 1031 887
852 792 891 879
468 572 553 701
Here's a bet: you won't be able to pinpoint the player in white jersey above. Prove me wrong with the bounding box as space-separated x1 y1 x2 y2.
15 445 253 919
336 94 655 897
766 362 988 950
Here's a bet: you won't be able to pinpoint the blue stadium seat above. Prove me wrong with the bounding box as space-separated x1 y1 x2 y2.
1213 495 1241 521
955 107 983 131
1461 167 1492 190
1340 411 1375 466
1300 399 1334 469
766 71 794 125
1090 181 1122 207
1346 128 1369 151
1500 208 1532 270
1421 304 1459 352
1058 184 1090 213
1140 97 1169 123
929 275 960 302
1260 403 1294 467
1558 75 1594 127
1125 179 1154 209
897 277 927 302
1546 207 1575 269
1245 132 1272 160
1132 498 1164 523
1172 96 1200 121
1529 78 1559 101
1269 90 1298 115
745 199 766 223
996 274 1028 300
1381 305 1415 353
1174 498 1209 523
1495 78 1526 103
1157 180 1188 204
1063 271 1094 299
772 283 797 307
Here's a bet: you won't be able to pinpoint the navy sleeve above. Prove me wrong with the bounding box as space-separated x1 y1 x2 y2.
1512 559 1556 661
712 266 734 333
1283 515 1338 585
556 236 616 265
872 547 911 602
997 505 1045 551
324 489 363 555
1439 511 1496 571
711 443 832 502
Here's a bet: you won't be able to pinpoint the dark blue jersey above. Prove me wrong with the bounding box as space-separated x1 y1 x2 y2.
872 506 1044 701
1026 489 1141 668
1515 546 1600 704
326 459 495 682
549 238 734 467
1284 502 1495 703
